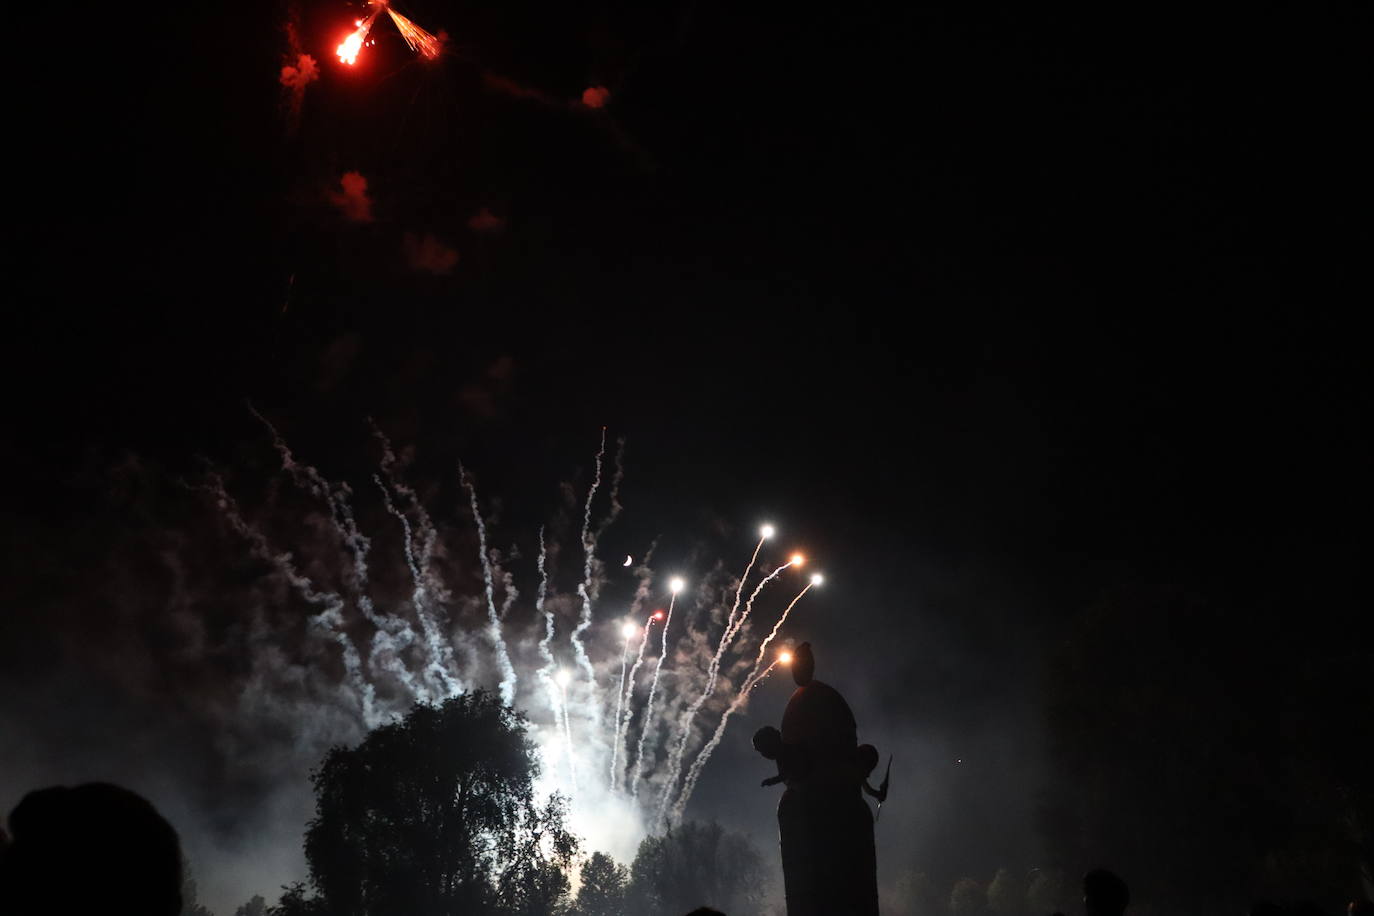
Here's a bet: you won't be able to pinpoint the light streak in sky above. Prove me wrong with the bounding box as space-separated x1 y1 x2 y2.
210 419 824 861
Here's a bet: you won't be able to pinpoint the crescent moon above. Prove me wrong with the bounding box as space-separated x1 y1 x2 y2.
623 555 633 567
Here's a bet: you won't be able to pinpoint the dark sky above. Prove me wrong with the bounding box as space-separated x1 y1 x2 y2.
5 1 1369 912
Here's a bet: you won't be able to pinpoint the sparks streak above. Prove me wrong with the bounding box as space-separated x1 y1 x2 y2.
675 579 816 819
610 623 635 787
632 584 681 799
658 534 777 828
384 5 442 59
614 610 662 790
724 561 792 648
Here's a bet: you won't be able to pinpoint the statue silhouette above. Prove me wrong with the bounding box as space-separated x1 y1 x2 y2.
754 643 881 915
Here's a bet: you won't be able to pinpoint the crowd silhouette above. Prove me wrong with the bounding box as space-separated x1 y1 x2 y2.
2 782 1370 915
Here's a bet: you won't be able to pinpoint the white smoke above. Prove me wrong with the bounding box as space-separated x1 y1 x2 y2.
189 419 817 878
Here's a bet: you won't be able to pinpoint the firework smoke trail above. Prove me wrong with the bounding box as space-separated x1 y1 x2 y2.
609 548 656 787
593 436 626 542
497 565 519 620
656 532 771 828
531 531 573 789
676 581 818 819
372 422 455 608
556 674 579 792
252 408 426 697
748 578 817 686
534 529 557 693
570 430 607 689
375 477 463 698
726 530 771 631
724 561 792 647
614 610 662 790
370 422 464 697
609 624 634 787
200 474 380 726
460 466 518 706
632 583 682 799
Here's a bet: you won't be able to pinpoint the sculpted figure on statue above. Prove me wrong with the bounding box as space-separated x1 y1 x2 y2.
754 643 885 916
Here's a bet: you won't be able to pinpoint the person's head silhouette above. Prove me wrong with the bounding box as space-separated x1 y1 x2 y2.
1 782 183 916
1082 869 1129 916
753 726 784 760
791 642 815 686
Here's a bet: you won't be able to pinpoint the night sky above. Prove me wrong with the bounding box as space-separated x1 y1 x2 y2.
5 2 1369 913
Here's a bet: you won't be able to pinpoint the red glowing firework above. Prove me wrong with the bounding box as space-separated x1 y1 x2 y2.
336 8 381 65
385 5 442 59
336 0 442 66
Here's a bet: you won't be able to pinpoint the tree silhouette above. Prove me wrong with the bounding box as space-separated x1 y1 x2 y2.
235 896 267 916
1041 586 1372 911
986 868 1023 916
573 852 627 916
949 877 983 916
624 822 763 915
273 691 576 916
181 862 216 916
1024 868 1069 916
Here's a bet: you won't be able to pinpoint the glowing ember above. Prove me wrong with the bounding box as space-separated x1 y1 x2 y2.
779 651 793 664
789 552 805 567
336 2 440 66
336 10 381 65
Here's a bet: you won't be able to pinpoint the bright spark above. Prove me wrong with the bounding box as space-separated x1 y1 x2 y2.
779 651 793 664
760 524 775 539
669 577 685 594
555 669 571 688
653 610 665 620
336 16 374 65
621 622 637 639
789 552 805 567
810 573 824 586
384 5 443 59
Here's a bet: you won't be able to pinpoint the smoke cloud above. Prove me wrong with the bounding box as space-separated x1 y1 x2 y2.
468 207 507 233
581 86 611 109
329 171 373 223
279 53 318 91
402 232 459 274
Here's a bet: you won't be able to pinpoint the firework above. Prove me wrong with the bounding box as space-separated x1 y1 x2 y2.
658 535 791 829
336 0 442 67
555 669 578 792
612 609 664 790
674 578 821 820
609 620 637 785
460 467 517 706
631 580 682 798
383 4 442 59
336 9 381 65
209 422 823 864
570 430 607 689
